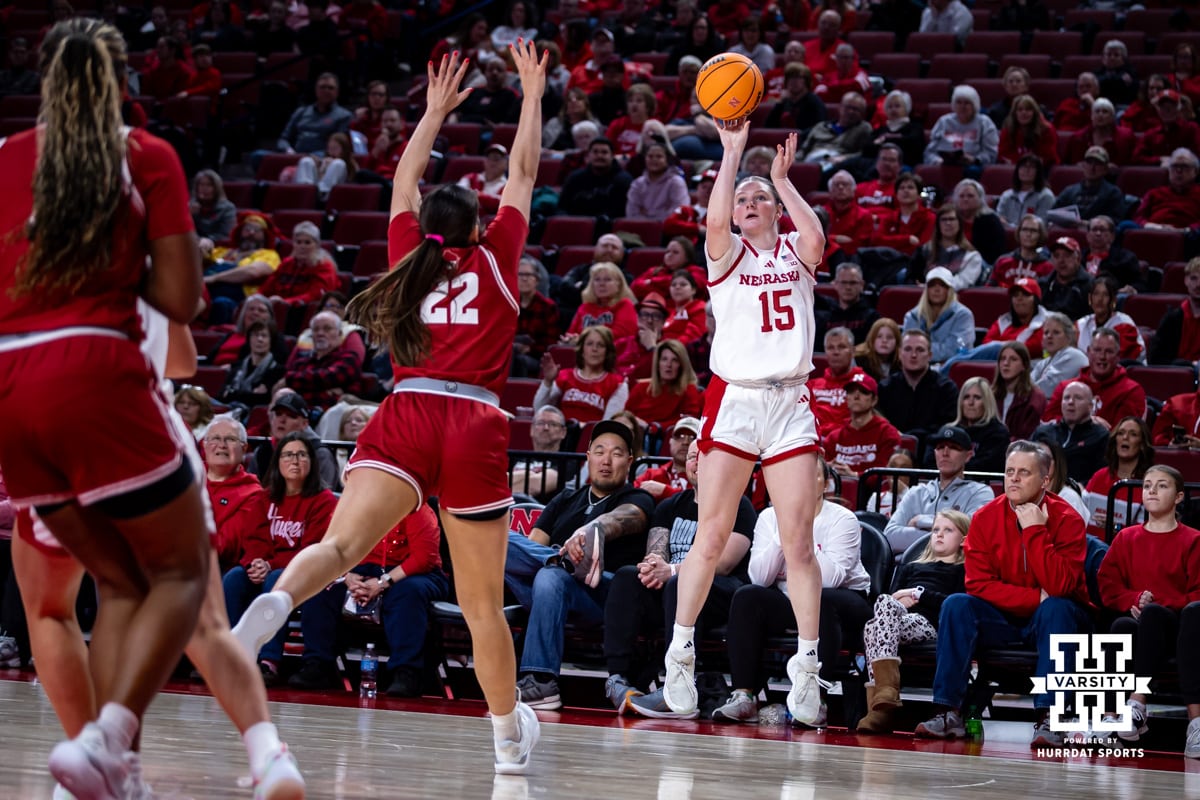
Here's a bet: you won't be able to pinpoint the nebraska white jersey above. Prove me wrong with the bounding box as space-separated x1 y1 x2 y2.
707 232 817 384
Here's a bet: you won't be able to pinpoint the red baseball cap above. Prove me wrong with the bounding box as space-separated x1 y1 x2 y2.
1050 236 1081 255
845 372 878 395
1009 277 1042 299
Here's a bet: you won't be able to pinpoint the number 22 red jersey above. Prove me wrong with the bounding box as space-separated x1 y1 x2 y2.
386 206 528 398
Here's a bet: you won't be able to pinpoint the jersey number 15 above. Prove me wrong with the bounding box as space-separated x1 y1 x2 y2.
421 273 480 325
758 289 795 333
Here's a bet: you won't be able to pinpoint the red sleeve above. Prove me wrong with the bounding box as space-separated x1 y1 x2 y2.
983 319 1002 343
240 492 275 569
481 205 529 293
964 504 1042 616
1097 529 1140 612
881 424 902 460
131 130 194 240
680 383 703 419
1113 322 1142 362
291 260 341 305
1022 510 1087 600
567 305 586 336
1024 327 1044 358
304 491 337 548
609 300 639 341
1186 530 1200 604
663 208 699 241
1042 380 1066 421
1037 124 1060 166
185 68 222 97
386 211 422 268
1114 381 1146 421
997 129 1017 164
1150 398 1180 445
398 504 442 576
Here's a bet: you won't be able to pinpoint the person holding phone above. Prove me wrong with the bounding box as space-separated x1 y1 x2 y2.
1150 384 1200 448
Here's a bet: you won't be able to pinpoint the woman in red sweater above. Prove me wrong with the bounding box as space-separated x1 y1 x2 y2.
630 236 706 300
1097 465 1200 755
998 94 1059 167
1084 416 1153 540
872 172 935 256
625 339 703 432
227 431 337 683
662 269 707 344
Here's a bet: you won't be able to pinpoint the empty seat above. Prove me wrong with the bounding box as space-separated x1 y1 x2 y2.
997 54 1052 80
1125 9 1176 38
508 418 533 450
894 79 952 114
1062 9 1116 32
904 32 957 64
1094 31 1145 56
1029 31 1083 60
964 32 1021 64
980 164 1015 197
441 156 486 185
1121 229 1186 269
612 218 664 247
958 288 1012 326
625 247 668 278
222 180 256 209
259 182 318 213
325 184 383 214
553 244 596 275
181 365 227 397
747 127 793 149
1116 167 1168 198
353 239 390 277
868 53 920 80
1047 164 1084 194
788 163 822 196
948 360 998 389
928 54 989 80
971 79 1007 110
256 152 305 182
1123 293 1187 328
330 211 389 245
501 378 542 415
536 158 565 188
548 344 576 371
438 123 483 154
542 216 597 248
631 52 669 73
876 286 924 324
490 123 519 151
212 51 258 74
1125 365 1196 402
1029 79 1079 111
847 31 895 62
271 209 325 236
1161 262 1187 294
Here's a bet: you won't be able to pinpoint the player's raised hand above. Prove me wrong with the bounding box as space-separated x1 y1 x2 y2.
425 51 473 116
510 38 548 101
715 116 750 150
771 132 798 183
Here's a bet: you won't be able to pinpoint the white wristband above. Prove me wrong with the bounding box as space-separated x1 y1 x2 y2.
669 563 678 577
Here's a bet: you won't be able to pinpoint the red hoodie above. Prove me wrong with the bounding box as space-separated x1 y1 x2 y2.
822 413 901 475
810 366 867 434
1150 390 1200 445
361 503 442 575
209 467 273 572
1097 523 1200 613
965 492 1087 618
1042 365 1146 427
265 490 337 569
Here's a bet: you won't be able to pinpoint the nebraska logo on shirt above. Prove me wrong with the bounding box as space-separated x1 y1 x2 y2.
562 388 605 410
738 269 800 286
580 311 615 328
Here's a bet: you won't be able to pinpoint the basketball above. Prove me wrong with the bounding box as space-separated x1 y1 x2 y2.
696 52 765 122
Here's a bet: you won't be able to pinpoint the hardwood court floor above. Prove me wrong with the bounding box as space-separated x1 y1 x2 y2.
0 678 1197 799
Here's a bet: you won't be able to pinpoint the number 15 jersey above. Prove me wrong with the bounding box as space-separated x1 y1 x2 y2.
707 232 817 385
387 206 527 398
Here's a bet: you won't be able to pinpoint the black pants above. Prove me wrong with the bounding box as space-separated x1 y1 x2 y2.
726 584 872 693
1110 601 1200 704
603 564 741 690
0 539 29 662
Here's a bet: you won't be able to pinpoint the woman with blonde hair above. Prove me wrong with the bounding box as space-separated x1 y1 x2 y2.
901 266 976 364
625 339 703 431
855 317 902 383
564 261 638 342
857 509 968 735
946 376 1010 472
175 385 215 441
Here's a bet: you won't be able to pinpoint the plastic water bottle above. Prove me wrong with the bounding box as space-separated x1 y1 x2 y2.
360 643 378 699
965 703 985 740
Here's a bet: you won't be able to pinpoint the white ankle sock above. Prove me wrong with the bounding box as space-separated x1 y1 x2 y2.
97 703 138 751
242 721 283 779
270 591 295 615
670 624 695 652
795 638 819 670
492 707 520 742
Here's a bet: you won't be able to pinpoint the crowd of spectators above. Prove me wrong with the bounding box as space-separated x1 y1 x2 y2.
2 0 1200 756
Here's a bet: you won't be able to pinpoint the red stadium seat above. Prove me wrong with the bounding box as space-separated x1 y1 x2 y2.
259 182 318 213
1116 167 1168 198
980 165 1014 197
868 53 920 80
876 286 923 324
1161 262 1187 294
1154 447 1200 477
438 123 483 154
490 124 519 151
1029 79 1078 111
1121 229 1186 269
904 33 956 64
958 288 1012 324
928 54 989 81
553 245 596 275
353 240 390 277
256 153 305 182
1123 293 1187 328
971 79 1007 110
222 180 256 209
788 163 822 196
548 344 576 371
330 211 389 245
1047 165 1084 194
948 360 998 389
625 248 667 278
543 216 597 248
212 51 258 74
271 209 324 237
536 158 565 188
964 32 1021 64
847 31 895 63
612 218 664 247
1062 9 1116 32
997 54 1052 80
1125 366 1197 402
1094 31 1145 56
441 155 486 185
508 418 533 450
325 184 382 214
181 365 227 397
192 330 225 359
1029 31 1083 60
501 378 542 415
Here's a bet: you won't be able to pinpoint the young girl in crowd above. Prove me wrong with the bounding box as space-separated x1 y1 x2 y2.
858 510 968 734
1097 465 1200 758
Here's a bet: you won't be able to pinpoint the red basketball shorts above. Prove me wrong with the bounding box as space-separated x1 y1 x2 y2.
347 391 512 516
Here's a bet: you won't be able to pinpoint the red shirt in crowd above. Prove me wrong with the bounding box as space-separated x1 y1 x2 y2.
822 413 901 476
998 125 1060 166
1042 365 1147 427
1150 390 1200 445
809 365 867 433
662 299 707 344
634 461 689 500
266 490 337 569
624 381 703 429
1098 522 1200 613
568 300 638 341
361 502 443 574
555 368 627 423
210 467 273 573
990 253 1052 288
872 206 936 255
856 180 896 219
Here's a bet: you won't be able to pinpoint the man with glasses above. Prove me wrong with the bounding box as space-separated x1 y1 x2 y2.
616 292 668 379
250 389 337 489
1134 147 1200 231
815 264 878 344
205 417 273 582
516 255 559 359
275 71 352 156
503 421 654 709
510 406 570 501
1082 215 1143 295
635 416 699 500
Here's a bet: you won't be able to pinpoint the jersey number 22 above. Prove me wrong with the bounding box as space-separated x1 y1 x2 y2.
421 273 480 325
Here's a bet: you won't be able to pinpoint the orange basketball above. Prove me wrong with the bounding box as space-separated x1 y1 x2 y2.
695 52 765 121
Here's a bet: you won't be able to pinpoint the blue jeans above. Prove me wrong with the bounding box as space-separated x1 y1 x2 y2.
504 532 611 676
938 341 1006 372
932 593 1092 710
298 565 449 669
223 566 287 662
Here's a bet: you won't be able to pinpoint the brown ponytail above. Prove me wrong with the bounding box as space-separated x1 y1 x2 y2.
16 19 128 298
347 184 480 366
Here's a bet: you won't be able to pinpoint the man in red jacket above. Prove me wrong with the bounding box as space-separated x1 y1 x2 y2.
809 326 867 434
205 418 273 577
288 503 448 694
1042 328 1146 428
1150 388 1200 447
915 440 1090 747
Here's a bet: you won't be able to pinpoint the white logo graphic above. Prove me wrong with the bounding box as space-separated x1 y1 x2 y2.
1031 634 1152 733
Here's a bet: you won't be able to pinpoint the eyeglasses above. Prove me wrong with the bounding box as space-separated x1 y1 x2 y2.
207 435 243 446
280 451 310 461
518 272 538 279
533 421 565 429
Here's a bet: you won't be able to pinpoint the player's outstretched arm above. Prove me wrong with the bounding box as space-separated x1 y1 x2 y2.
389 52 473 221
499 39 548 220
770 132 824 268
705 117 750 269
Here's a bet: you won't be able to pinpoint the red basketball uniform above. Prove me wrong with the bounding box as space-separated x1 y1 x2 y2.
0 127 196 508
347 206 527 515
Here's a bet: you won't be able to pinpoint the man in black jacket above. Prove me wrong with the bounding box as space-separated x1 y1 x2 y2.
1032 381 1108 484
1039 237 1093 322
1050 147 1128 226
878 330 959 450
559 137 633 219
1082 215 1144 295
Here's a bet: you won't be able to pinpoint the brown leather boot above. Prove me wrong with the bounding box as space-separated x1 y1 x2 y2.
857 684 894 734
871 658 903 711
